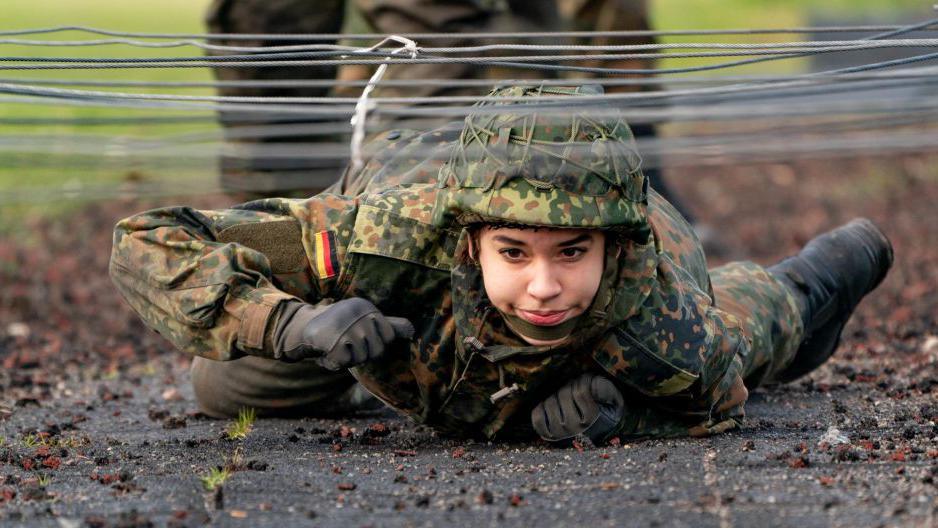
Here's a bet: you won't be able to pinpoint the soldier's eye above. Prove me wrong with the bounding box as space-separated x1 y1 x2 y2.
559 247 586 260
499 248 525 260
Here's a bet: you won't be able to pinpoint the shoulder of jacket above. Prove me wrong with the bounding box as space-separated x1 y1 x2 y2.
350 185 459 270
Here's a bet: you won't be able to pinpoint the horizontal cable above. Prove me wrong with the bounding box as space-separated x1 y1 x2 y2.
4 38 938 54
9 39 938 65
4 102 937 159
6 47 936 77
1 24 936 41
4 90 936 127
2 67 938 89
3 62 937 116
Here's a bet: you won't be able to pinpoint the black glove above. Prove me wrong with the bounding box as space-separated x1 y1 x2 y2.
531 373 625 445
273 298 414 370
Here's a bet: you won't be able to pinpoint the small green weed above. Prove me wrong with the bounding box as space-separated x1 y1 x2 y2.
200 467 230 491
225 407 257 441
21 433 42 448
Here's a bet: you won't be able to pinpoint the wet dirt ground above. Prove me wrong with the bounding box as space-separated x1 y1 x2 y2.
1 152 936 527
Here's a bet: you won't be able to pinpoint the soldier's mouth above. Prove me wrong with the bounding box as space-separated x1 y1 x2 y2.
516 309 569 326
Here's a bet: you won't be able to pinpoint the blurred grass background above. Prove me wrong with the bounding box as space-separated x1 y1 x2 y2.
0 0 931 232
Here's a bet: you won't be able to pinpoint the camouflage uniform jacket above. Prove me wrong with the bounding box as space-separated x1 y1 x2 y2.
111 127 750 441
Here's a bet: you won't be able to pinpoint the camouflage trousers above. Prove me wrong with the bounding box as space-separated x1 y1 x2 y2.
203 0 692 210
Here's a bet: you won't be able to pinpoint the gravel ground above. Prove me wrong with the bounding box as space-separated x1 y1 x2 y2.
1 151 936 527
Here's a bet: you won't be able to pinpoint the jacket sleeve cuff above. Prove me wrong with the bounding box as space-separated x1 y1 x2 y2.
232 287 297 357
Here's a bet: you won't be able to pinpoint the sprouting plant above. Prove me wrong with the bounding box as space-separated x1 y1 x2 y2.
224 446 245 472
225 407 256 441
200 466 230 491
22 433 40 448
0 436 6 447
21 432 56 449
36 474 52 488
142 362 158 377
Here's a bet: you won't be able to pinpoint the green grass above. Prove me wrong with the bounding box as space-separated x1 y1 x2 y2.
225 407 257 441
200 466 231 491
651 0 933 76
1 0 218 231
0 0 217 127
21 432 41 448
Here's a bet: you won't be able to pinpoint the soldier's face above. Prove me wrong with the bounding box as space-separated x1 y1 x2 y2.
475 227 605 346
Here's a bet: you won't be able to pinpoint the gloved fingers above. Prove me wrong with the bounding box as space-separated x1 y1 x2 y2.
541 394 568 439
571 374 600 424
340 297 379 314
531 402 550 439
342 324 369 362
316 350 343 371
332 298 380 334
374 314 397 345
353 336 372 365
386 316 415 340
557 383 587 430
590 375 625 408
363 331 383 362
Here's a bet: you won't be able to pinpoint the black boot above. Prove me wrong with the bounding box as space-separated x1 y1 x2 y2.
768 218 893 383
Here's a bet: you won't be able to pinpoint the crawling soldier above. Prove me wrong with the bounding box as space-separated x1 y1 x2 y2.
109 85 893 444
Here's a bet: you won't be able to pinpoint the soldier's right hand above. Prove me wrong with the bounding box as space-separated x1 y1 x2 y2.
531 373 626 446
273 298 414 370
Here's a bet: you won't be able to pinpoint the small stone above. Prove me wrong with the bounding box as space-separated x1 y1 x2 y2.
6 322 30 338
162 416 187 430
818 426 849 447
477 489 494 505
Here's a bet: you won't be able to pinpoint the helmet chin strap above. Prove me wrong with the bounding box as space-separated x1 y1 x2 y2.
500 311 582 342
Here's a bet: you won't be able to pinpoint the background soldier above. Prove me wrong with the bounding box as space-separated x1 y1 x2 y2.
202 0 695 222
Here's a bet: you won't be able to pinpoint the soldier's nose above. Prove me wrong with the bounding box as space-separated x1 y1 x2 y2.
526 262 563 301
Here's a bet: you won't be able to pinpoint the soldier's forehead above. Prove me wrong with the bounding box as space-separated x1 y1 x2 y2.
478 223 601 232
478 225 604 239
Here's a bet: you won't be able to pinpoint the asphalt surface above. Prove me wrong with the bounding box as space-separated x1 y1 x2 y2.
0 346 935 528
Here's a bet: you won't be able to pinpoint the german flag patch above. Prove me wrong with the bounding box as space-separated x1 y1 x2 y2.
313 230 340 279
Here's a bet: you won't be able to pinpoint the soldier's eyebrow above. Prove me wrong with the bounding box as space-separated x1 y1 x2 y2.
492 235 527 246
557 234 593 247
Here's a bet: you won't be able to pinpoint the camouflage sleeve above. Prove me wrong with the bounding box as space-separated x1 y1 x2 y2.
109 196 357 361
593 252 750 436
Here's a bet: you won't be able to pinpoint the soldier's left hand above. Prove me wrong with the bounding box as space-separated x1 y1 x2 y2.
531 373 625 445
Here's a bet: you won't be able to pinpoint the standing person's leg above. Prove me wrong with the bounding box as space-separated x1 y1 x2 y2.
205 0 348 196
556 0 697 223
342 0 560 101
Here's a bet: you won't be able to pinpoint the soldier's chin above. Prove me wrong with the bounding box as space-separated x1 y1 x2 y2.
517 333 571 347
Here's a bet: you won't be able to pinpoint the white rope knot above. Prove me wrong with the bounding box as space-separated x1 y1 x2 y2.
349 35 419 175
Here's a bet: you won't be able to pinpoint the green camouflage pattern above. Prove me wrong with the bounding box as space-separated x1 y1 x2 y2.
111 87 804 440
432 85 648 231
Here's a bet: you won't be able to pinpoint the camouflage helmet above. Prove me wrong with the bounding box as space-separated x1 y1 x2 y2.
431 84 648 231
